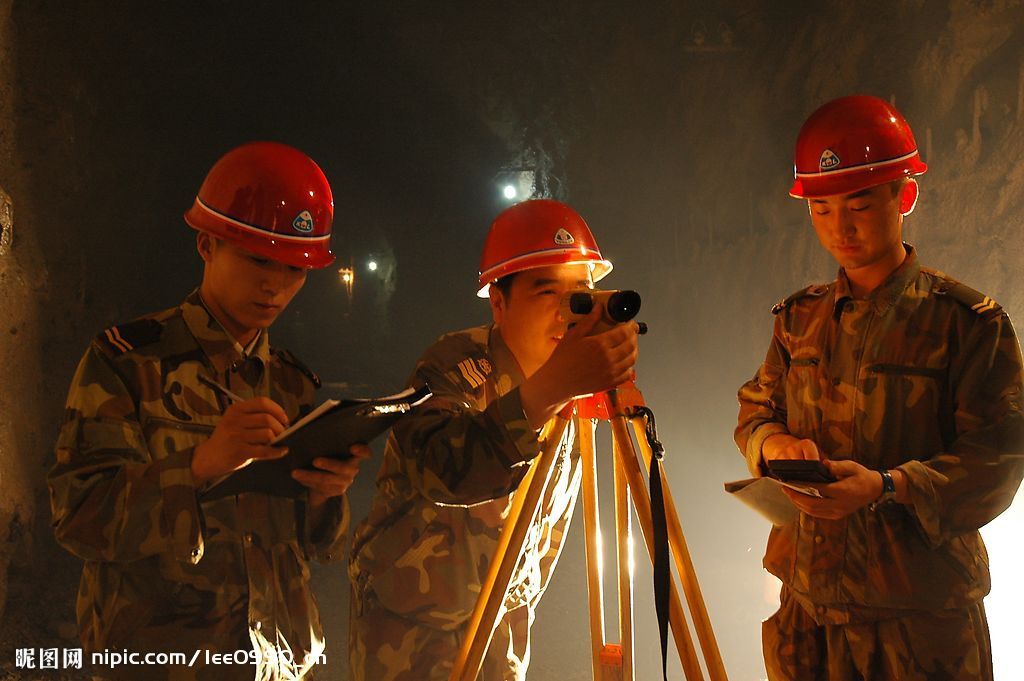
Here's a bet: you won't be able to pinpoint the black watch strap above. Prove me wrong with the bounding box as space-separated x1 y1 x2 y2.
870 470 896 511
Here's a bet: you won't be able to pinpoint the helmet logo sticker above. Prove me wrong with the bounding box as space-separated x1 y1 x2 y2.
292 210 314 233
553 228 575 245
819 149 841 171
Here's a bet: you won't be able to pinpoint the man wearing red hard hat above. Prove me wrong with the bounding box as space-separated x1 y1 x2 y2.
736 96 1024 679
49 142 367 680
348 199 640 679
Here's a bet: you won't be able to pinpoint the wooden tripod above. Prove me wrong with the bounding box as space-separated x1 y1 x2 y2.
449 383 729 680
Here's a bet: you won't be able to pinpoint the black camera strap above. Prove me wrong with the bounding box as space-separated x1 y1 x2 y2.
636 406 670 681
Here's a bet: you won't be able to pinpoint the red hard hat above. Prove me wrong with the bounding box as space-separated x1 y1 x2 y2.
184 141 335 268
477 199 612 297
789 95 927 199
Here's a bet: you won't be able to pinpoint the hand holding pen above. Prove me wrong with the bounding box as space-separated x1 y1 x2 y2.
194 375 369 503
191 376 291 485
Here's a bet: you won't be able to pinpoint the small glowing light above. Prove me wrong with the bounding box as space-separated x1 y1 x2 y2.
308 190 314 197
341 272 352 283
367 260 378 272
502 184 517 200
369 404 409 415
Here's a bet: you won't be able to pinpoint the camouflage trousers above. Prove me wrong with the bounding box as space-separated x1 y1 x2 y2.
349 587 533 681
763 587 992 681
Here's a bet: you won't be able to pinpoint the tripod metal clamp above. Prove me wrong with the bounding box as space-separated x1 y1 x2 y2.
634 406 665 460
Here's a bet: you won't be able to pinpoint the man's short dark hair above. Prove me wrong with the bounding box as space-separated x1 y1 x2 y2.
492 273 517 299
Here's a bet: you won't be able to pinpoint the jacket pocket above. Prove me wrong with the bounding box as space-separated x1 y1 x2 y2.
785 354 825 437
865 363 944 379
142 416 214 460
859 364 947 468
369 503 504 631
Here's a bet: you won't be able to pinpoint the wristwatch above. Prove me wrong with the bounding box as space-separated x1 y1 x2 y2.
869 470 897 511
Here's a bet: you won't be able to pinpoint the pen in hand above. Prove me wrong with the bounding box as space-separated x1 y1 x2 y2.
199 375 245 404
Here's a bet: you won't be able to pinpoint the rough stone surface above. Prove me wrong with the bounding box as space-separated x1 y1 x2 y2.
0 187 11 256
0 0 38 619
0 2 87 677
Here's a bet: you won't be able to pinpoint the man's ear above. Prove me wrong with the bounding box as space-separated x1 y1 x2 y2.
899 179 920 216
488 285 506 325
196 232 215 263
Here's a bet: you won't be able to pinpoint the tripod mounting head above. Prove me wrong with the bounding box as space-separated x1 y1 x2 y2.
576 379 646 421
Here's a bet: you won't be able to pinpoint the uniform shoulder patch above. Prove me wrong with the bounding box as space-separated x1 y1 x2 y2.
425 328 494 392
771 283 830 315
96 318 164 355
454 355 493 390
931 277 1003 320
271 347 322 389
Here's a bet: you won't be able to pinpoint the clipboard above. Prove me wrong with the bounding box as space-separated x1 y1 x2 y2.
202 384 432 499
724 474 829 527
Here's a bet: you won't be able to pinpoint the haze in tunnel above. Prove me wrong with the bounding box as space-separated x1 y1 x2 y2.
1 1 1022 679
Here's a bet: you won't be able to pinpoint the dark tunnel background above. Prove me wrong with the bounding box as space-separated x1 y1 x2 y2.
1 1 1023 679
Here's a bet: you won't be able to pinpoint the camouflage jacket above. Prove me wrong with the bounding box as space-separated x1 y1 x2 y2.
736 245 1024 624
48 290 348 681
349 325 579 631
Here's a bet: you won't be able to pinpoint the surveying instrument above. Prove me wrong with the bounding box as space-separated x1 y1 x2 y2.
450 291 729 681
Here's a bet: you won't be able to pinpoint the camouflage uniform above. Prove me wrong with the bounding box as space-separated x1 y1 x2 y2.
48 290 348 681
736 245 1024 680
762 586 992 680
349 325 579 681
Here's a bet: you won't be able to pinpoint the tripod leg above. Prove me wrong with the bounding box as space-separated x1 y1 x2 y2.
610 416 705 681
612 434 634 680
449 416 572 681
580 417 607 677
629 418 728 681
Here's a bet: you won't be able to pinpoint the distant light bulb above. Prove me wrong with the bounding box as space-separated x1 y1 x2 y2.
503 185 517 200
367 260 378 272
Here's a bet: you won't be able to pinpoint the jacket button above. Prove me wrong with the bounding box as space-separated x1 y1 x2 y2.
244 533 255 545
814 535 824 545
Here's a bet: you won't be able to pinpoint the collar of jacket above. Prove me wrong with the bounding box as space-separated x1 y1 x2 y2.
833 243 920 319
487 324 526 392
181 288 271 380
